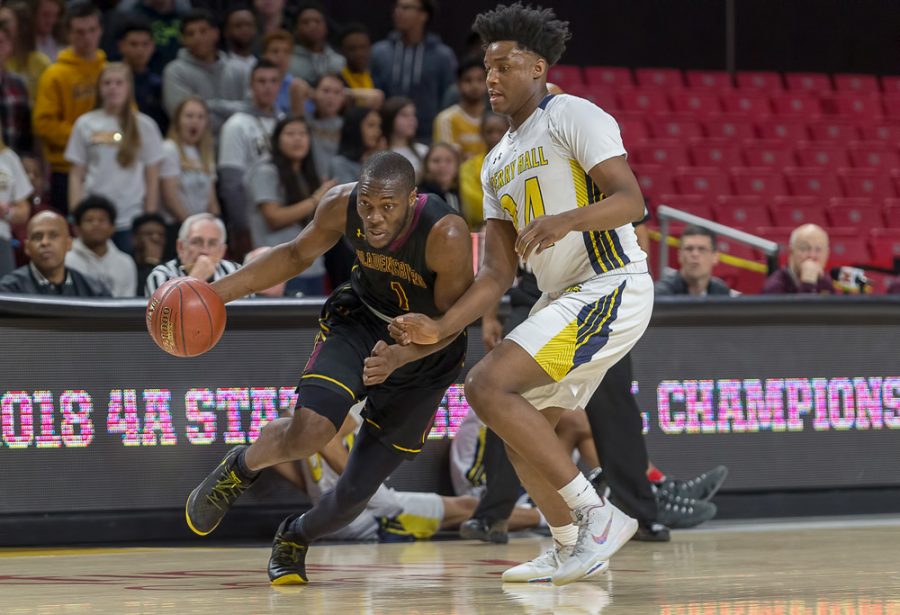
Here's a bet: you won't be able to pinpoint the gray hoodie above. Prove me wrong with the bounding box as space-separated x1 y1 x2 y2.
162 48 248 133
287 44 346 85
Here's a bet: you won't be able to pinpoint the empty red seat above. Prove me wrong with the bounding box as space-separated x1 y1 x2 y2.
670 90 722 115
631 164 675 200
859 123 900 142
833 74 880 93
771 93 823 117
837 167 897 200
754 226 795 250
635 67 683 89
784 167 843 197
785 72 832 92
769 200 828 227
881 76 900 94
827 198 882 228
848 142 900 169
808 120 860 142
757 118 809 141
631 140 690 167
795 142 850 169
648 115 704 140
617 89 670 113
883 199 900 227
883 94 900 120
731 167 789 198
721 91 772 117
829 234 871 266
703 115 757 140
655 195 713 219
685 70 731 90
674 167 731 196
742 140 795 168
617 116 650 142
713 198 772 229
564 84 619 110
825 93 883 120
736 71 782 91
689 139 742 168
869 229 900 267
547 64 584 88
583 66 634 89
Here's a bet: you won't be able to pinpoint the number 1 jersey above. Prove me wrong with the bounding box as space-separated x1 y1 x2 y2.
481 93 646 293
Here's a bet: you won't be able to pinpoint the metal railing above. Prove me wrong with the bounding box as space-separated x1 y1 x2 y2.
655 205 781 277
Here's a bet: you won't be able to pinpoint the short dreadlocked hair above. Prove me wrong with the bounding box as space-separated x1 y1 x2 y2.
472 3 571 66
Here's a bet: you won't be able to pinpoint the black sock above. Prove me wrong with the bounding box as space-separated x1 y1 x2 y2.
235 448 260 481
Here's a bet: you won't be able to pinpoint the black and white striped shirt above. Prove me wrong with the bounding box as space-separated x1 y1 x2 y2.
144 258 240 297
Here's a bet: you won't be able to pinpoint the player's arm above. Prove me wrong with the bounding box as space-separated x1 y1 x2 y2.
388 218 519 346
516 155 644 260
211 183 353 303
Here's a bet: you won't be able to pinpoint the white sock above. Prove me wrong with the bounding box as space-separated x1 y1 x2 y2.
558 473 602 510
549 523 579 547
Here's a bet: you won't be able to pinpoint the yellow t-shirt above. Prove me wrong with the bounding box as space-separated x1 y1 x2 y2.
5 51 51 102
433 104 485 161
341 67 374 90
459 152 485 230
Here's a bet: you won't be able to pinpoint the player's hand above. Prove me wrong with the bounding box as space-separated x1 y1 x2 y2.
389 313 442 346
799 259 823 284
187 255 217 282
515 214 572 261
481 314 503 351
363 340 402 386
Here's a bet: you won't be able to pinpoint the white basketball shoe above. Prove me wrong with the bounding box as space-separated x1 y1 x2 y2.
502 541 608 583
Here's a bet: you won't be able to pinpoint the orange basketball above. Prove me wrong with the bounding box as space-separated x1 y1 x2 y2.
146 278 226 357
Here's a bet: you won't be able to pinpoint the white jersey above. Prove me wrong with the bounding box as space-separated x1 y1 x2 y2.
481 94 645 293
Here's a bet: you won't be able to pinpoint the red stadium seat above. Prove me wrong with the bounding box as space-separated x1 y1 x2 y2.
826 198 882 228
828 233 871 266
617 116 650 143
648 115 704 140
869 229 900 267
736 71 783 91
757 118 809 141
731 167 789 198
655 195 713 219
563 84 619 110
703 115 757 140
754 226 794 250
670 90 722 115
689 139 743 169
825 93 883 120
713 197 772 229
882 94 900 120
635 67 684 89
674 167 731 196
785 72 832 92
837 168 897 200
631 140 690 167
833 74 880 93
808 120 860 142
631 164 675 200
720 91 772 118
685 70 732 90
848 142 900 170
617 89 670 113
784 167 843 197
583 66 635 89
881 76 900 94
859 123 900 142
742 140 795 168
795 142 850 169
547 64 584 88
883 200 900 227
769 200 828 227
771 93 823 117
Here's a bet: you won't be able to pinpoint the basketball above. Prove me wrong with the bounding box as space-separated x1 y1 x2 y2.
146 278 226 357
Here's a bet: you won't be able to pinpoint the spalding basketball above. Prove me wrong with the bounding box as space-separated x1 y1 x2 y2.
146 278 226 357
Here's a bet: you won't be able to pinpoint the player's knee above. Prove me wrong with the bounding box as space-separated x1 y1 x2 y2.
463 363 496 412
285 406 338 455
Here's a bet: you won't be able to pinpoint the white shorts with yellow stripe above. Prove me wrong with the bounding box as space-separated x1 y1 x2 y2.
506 261 653 411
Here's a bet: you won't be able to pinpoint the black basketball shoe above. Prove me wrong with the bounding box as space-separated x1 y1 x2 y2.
656 465 729 502
185 446 256 536
459 517 509 544
268 514 310 585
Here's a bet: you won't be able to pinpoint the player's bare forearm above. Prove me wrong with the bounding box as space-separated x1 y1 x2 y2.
394 332 461 365
558 189 644 233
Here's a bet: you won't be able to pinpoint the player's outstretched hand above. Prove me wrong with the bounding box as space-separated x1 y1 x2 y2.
388 313 441 346
515 214 572 261
363 340 402 386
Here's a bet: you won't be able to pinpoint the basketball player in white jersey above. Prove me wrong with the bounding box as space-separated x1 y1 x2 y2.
389 3 653 585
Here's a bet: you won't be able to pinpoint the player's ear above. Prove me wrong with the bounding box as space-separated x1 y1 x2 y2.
409 188 417 207
533 57 547 80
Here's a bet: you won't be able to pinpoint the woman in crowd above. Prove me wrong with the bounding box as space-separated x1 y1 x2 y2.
159 96 219 257
34 0 65 61
329 105 383 184
65 62 163 253
418 142 461 213
0 134 33 276
244 116 335 295
381 96 428 181
0 2 50 101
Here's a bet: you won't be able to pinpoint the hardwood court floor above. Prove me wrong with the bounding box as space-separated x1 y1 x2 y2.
1 518 899 614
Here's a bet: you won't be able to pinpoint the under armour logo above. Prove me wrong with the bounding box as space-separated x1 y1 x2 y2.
356 228 364 238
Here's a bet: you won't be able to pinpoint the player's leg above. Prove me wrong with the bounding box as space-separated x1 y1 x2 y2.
268 426 406 584
439 495 479 528
460 427 523 543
